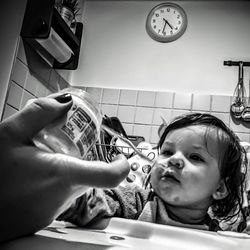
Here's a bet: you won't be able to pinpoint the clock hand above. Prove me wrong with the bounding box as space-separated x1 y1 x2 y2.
163 18 173 30
162 19 167 34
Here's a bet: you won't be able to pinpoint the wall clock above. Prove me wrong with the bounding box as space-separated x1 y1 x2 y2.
146 2 188 43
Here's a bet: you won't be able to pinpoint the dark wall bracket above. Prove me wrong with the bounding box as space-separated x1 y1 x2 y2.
224 60 250 67
21 0 83 70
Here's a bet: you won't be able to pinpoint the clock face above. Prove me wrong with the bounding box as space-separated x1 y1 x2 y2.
146 3 187 43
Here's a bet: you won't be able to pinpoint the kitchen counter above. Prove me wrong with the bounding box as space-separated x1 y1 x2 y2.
1 218 250 250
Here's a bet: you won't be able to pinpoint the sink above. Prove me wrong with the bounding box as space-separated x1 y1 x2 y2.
34 218 250 250
104 218 238 250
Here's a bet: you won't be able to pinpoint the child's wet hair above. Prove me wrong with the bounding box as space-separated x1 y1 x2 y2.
156 112 247 222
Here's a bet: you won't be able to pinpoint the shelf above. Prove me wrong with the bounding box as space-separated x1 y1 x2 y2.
21 0 83 70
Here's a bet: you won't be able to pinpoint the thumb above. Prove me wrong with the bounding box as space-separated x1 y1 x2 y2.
62 153 130 188
6 94 73 141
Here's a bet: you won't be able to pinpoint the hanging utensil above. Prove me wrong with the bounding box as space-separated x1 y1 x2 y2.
241 77 250 121
230 61 247 119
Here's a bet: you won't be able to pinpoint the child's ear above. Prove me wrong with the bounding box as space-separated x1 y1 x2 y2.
212 180 228 200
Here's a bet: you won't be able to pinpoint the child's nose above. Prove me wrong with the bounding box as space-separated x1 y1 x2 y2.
168 153 184 169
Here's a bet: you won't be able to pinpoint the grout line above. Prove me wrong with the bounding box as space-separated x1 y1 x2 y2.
116 89 121 117
190 93 194 111
210 95 213 112
100 87 104 105
131 90 139 135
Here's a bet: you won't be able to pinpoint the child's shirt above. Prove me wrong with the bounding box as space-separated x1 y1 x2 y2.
58 184 221 232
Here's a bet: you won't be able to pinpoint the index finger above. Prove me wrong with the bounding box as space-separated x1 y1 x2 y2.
2 95 72 142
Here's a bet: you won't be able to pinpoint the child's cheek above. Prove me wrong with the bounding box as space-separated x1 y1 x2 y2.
150 167 161 188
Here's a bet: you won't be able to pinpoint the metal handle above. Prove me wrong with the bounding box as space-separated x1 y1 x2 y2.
224 60 250 67
101 124 154 163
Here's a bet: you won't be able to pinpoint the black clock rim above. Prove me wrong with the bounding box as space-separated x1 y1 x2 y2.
145 2 188 43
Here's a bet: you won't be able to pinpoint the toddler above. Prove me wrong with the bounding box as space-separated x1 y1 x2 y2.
58 113 248 232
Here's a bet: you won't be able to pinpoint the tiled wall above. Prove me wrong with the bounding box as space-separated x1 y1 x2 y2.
83 87 250 146
2 37 249 146
1 38 69 121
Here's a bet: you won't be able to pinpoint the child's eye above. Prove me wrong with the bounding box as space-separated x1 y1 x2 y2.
190 154 204 162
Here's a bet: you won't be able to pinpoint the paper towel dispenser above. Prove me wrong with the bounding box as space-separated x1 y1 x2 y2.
21 0 83 70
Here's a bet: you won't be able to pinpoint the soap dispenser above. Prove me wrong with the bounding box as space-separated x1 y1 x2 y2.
230 61 247 119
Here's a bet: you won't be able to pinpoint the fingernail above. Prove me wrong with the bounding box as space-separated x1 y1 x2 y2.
55 93 72 103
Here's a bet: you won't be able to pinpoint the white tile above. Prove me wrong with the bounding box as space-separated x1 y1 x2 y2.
133 124 151 142
2 104 18 121
230 118 250 133
134 107 154 124
152 108 172 125
192 94 211 111
58 77 69 90
11 59 28 87
56 70 70 84
172 110 192 121
150 126 160 144
17 38 28 65
49 70 60 91
235 133 250 143
101 104 118 117
102 88 120 104
137 90 155 107
35 82 47 97
46 88 54 96
20 90 35 109
24 73 38 95
31 57 51 83
122 123 134 135
211 95 231 112
155 91 173 108
173 93 192 110
210 112 230 127
170 110 230 128
117 106 136 123
7 81 23 109
119 89 137 105
86 87 102 103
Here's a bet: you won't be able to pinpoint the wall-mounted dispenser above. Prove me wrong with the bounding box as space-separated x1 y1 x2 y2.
224 60 250 121
21 0 83 70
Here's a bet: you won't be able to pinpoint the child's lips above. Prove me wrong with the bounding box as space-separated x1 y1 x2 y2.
160 171 180 183
161 175 180 183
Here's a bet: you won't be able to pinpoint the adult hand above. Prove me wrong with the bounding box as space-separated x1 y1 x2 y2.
0 93 130 242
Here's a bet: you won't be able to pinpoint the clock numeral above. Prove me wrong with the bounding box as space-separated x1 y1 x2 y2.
162 31 166 36
152 19 156 23
170 30 173 35
178 20 181 25
153 25 157 29
177 14 180 19
160 9 164 13
167 8 170 12
158 29 161 34
155 13 159 17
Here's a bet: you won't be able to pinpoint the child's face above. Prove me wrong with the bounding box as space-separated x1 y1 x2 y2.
150 125 227 210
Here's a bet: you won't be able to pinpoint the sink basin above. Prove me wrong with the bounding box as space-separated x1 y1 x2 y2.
33 218 250 250
104 218 237 250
